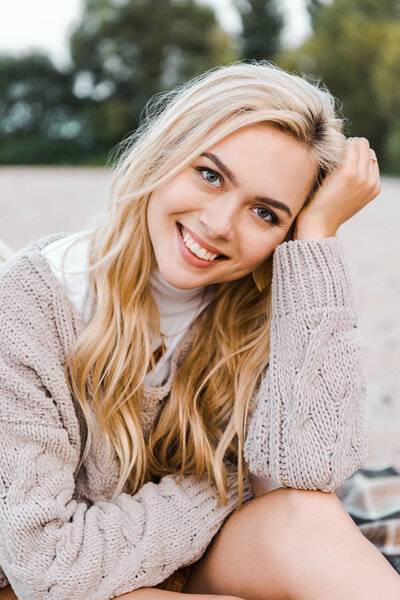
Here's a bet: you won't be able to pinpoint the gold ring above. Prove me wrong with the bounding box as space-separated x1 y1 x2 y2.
370 157 378 162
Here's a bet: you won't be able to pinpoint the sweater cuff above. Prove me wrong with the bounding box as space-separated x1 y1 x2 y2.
272 236 354 319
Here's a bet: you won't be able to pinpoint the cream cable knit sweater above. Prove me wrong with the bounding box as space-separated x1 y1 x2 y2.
0 232 369 600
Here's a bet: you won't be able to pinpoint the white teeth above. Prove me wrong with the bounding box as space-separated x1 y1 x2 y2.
197 248 208 259
191 242 201 253
180 226 219 261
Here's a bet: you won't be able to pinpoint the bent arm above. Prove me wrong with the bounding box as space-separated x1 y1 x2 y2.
0 262 252 600
244 236 369 492
0 354 250 600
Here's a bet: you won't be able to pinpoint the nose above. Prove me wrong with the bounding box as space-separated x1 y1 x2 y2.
198 195 237 242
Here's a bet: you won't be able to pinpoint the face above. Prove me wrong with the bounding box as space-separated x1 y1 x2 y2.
146 123 317 289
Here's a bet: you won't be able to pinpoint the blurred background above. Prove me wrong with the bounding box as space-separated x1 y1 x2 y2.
0 0 399 467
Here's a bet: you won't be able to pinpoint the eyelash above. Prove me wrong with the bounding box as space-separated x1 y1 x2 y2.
194 166 280 225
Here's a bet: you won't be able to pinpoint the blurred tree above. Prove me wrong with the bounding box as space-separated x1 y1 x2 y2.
0 0 237 165
0 54 84 164
233 0 284 60
371 21 400 172
69 0 238 163
279 0 400 174
306 0 323 28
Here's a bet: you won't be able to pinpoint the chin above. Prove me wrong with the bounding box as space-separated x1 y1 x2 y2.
158 265 202 290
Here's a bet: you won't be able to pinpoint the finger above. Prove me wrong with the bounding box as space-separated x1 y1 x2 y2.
368 148 378 172
356 137 371 181
344 137 360 176
368 148 381 193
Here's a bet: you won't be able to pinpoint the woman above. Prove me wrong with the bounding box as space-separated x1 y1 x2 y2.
0 61 398 600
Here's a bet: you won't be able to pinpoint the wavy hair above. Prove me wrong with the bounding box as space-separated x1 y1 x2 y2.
65 60 347 507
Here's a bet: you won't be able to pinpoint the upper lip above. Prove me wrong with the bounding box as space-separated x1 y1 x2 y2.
179 223 226 256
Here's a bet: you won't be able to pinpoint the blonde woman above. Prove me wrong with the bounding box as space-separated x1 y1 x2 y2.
0 61 398 600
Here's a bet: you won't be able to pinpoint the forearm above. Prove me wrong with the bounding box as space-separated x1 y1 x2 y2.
244 236 368 491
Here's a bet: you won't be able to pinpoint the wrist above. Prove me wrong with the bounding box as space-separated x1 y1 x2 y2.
293 220 337 241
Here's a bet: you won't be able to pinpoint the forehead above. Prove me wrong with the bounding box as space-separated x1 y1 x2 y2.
204 124 317 213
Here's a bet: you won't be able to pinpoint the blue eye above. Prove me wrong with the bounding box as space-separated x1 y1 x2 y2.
195 165 280 225
252 207 279 225
195 166 222 187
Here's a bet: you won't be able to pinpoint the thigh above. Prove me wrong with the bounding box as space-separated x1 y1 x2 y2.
181 487 297 599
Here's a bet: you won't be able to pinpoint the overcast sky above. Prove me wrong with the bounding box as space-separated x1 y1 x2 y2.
0 0 311 70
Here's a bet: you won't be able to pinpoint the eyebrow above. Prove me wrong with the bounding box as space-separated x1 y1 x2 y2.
200 151 293 219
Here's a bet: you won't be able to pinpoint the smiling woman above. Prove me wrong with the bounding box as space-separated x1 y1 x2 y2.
147 123 315 288
0 60 396 600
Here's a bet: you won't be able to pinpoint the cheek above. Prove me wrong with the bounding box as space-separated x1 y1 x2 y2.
147 187 172 226
242 244 272 271
241 230 288 269
149 179 192 221
146 194 169 248
146 196 158 236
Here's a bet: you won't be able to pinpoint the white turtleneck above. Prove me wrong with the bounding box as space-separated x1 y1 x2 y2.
41 230 216 387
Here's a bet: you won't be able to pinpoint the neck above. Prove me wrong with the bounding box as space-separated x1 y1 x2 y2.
148 267 215 340
149 268 209 308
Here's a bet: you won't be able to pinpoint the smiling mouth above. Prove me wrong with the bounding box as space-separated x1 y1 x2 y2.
177 223 228 261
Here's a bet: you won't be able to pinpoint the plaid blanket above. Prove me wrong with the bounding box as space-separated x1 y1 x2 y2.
336 462 400 574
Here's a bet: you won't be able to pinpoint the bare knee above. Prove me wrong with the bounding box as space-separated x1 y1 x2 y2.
252 485 343 515
245 486 351 550
183 487 341 599
277 486 349 523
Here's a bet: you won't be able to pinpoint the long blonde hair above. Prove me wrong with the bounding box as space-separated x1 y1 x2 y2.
65 60 347 507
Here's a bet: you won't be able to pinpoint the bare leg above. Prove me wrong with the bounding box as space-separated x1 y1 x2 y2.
115 589 244 599
0 587 243 600
182 487 400 600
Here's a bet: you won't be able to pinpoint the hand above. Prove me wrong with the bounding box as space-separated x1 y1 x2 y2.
294 137 381 237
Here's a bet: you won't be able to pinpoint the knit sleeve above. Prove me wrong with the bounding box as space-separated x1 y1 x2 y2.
0 259 252 600
244 236 369 493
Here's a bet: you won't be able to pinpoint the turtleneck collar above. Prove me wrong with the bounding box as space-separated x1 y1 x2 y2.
148 267 216 341
149 267 214 315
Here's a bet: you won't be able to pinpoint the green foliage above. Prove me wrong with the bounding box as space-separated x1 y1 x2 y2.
233 0 284 60
279 0 400 174
2 0 399 171
0 0 238 165
0 53 87 164
67 0 238 162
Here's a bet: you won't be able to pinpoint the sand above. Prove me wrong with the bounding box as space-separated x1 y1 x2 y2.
0 166 398 468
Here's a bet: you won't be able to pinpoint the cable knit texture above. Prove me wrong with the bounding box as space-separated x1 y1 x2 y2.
244 238 369 489
0 233 369 599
